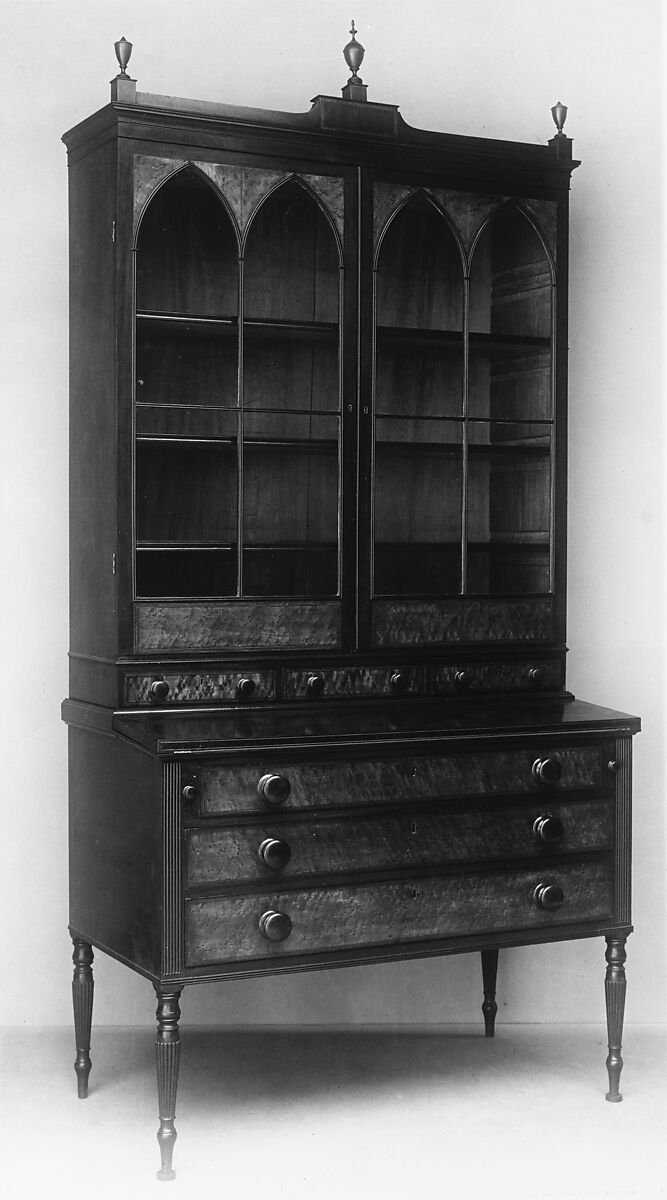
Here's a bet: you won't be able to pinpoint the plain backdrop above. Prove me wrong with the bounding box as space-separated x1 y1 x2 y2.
0 0 663 1031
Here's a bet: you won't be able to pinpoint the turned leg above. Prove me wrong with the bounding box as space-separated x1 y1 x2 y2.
71 938 94 1098
605 935 627 1102
155 988 183 1182
481 948 499 1038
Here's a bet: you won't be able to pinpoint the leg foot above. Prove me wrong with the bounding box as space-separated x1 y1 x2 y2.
72 939 94 1098
605 935 627 1102
481 948 499 1038
155 988 182 1181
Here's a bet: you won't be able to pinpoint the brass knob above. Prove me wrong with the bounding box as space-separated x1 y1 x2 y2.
258 837 292 871
259 910 292 942
257 773 291 806
182 784 198 803
529 667 544 686
150 679 169 702
237 677 256 699
533 883 565 912
532 756 562 787
608 760 621 775
454 670 470 690
391 671 408 693
533 814 564 844
307 674 325 697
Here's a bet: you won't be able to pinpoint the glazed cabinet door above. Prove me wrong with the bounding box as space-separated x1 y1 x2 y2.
131 158 354 655
369 180 558 650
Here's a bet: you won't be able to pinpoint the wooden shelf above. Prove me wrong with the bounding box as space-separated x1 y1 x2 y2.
136 313 338 341
376 328 549 356
137 311 237 331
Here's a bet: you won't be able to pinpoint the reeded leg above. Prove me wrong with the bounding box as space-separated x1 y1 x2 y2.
155 988 182 1182
605 935 627 1102
71 938 94 1098
481 947 499 1038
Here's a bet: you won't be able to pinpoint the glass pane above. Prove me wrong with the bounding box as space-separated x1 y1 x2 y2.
135 406 237 441
376 335 463 420
244 182 339 322
376 196 464 330
374 196 464 596
136 442 238 545
469 346 551 421
469 206 552 422
467 421 551 595
136 549 236 598
242 182 341 597
243 438 339 597
136 170 238 317
243 326 338 413
374 432 463 596
136 321 238 408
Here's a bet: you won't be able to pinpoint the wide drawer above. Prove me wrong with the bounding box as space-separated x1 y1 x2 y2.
184 799 613 887
190 744 610 817
184 859 614 965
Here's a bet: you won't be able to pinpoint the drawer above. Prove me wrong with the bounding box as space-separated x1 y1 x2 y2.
125 670 276 706
190 744 610 817
284 666 427 700
184 859 614 965
433 660 561 695
185 799 613 887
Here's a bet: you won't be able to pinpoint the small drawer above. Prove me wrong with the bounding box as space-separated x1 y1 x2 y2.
284 666 427 700
125 671 276 706
184 798 614 887
433 660 561 695
184 859 614 965
189 744 610 817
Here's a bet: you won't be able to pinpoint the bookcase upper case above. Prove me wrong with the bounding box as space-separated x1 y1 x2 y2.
62 34 638 1182
64 39 577 702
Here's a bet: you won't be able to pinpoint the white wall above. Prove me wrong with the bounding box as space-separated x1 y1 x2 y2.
0 0 662 1028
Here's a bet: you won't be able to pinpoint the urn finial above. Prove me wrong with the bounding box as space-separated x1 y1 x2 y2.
551 100 568 136
342 21 368 101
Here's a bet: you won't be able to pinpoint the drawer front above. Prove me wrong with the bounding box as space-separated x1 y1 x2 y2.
125 670 276 706
284 666 427 700
185 799 613 887
184 860 614 965
433 660 561 695
193 745 608 817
